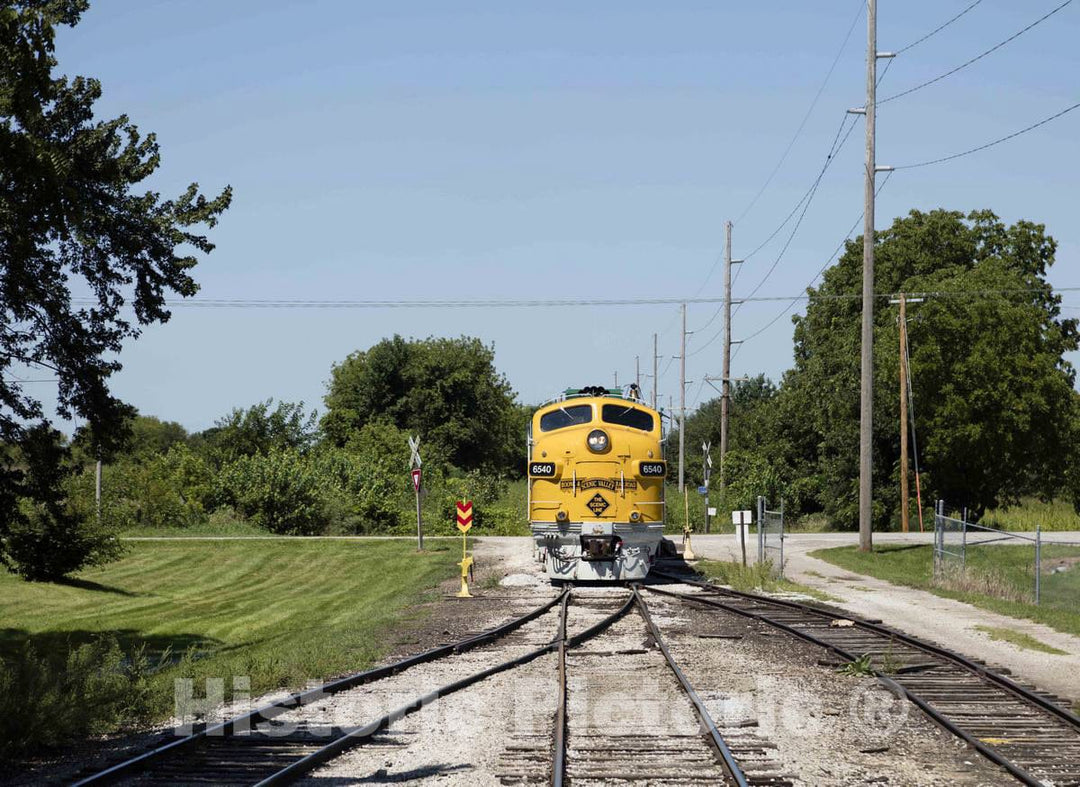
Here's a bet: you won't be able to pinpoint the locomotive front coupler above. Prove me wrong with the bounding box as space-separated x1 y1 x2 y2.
579 534 623 561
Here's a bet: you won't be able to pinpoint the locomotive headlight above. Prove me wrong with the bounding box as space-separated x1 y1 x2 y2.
586 429 609 453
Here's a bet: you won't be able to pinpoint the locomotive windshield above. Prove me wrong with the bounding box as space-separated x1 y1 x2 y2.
540 404 592 432
601 404 654 431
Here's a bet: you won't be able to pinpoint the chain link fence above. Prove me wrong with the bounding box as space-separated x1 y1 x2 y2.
756 496 785 578
933 499 1080 610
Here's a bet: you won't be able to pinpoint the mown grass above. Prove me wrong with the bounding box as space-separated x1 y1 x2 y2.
811 544 1080 639
973 625 1068 655
0 540 456 754
695 558 840 602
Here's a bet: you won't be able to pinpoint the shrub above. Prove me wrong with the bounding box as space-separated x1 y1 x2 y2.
0 637 153 757
219 448 330 535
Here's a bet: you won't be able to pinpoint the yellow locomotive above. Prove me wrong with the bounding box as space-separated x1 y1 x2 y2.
528 385 666 580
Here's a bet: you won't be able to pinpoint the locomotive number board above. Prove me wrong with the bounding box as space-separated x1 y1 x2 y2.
639 461 667 477
529 461 557 477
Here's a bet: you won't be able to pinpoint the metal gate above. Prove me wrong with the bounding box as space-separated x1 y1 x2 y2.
756 496 785 578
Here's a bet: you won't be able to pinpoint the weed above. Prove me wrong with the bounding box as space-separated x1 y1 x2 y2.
973 625 1068 655
695 559 841 602
837 653 875 677
880 642 902 674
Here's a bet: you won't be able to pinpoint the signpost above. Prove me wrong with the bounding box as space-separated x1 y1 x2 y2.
455 500 474 598
702 441 712 533
731 509 753 566
409 436 423 551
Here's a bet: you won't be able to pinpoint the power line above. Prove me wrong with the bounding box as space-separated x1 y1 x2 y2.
895 100 1080 169
693 2 863 300
878 0 1073 106
68 285 1080 311
896 0 984 54
732 172 896 359
732 1 864 228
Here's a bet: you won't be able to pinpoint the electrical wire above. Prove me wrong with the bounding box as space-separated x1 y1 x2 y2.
895 100 1080 169
689 112 858 343
732 0 864 228
731 171 895 360
896 0 984 54
878 0 1073 106
66 284 1080 311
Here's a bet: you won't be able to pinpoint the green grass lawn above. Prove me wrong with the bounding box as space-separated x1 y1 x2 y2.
811 544 1080 638
0 539 457 749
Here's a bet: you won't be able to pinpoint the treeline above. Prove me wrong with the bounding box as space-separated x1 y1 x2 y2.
2 337 530 581
675 210 1080 529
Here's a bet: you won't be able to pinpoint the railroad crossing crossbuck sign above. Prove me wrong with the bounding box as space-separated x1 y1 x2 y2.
456 501 473 533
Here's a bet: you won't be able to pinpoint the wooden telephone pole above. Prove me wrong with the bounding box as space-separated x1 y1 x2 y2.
899 293 909 533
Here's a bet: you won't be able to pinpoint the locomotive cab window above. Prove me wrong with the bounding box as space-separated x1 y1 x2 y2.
539 404 592 432
601 404 654 432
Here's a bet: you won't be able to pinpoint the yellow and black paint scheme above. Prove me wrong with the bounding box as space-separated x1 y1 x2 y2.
528 385 666 580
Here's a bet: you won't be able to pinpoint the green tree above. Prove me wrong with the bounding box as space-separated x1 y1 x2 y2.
0 1 230 575
2 425 123 580
322 336 519 473
218 448 329 535
194 400 317 463
787 209 1077 527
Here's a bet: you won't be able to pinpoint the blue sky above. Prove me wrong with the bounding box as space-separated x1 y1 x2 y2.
40 1 1080 431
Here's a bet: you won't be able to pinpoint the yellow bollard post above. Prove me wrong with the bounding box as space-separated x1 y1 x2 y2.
457 531 473 598
682 488 696 560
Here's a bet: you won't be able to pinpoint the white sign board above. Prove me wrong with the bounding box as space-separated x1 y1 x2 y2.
731 509 753 525
408 435 422 468
708 507 717 516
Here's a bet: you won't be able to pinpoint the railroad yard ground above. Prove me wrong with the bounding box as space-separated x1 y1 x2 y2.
690 531 1080 706
5 533 1079 784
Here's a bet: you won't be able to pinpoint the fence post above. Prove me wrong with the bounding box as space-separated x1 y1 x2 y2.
961 510 967 570
933 499 942 580
779 498 785 578
757 495 764 564
1035 523 1041 605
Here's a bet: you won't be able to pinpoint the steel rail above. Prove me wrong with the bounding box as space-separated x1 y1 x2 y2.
259 591 637 786
551 591 570 787
653 568 1080 729
74 589 568 786
646 583 1047 787
632 586 750 787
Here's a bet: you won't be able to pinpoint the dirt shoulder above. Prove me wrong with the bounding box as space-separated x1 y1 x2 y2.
692 533 1080 705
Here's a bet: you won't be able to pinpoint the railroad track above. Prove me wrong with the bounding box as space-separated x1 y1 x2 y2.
544 587 790 786
650 566 1080 787
73 590 567 785
75 585 769 786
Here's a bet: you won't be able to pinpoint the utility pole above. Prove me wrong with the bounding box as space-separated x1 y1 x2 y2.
898 293 909 533
652 333 658 409
890 293 922 531
720 220 744 497
678 303 687 493
854 0 894 552
635 355 640 388
95 458 102 523
614 370 618 388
